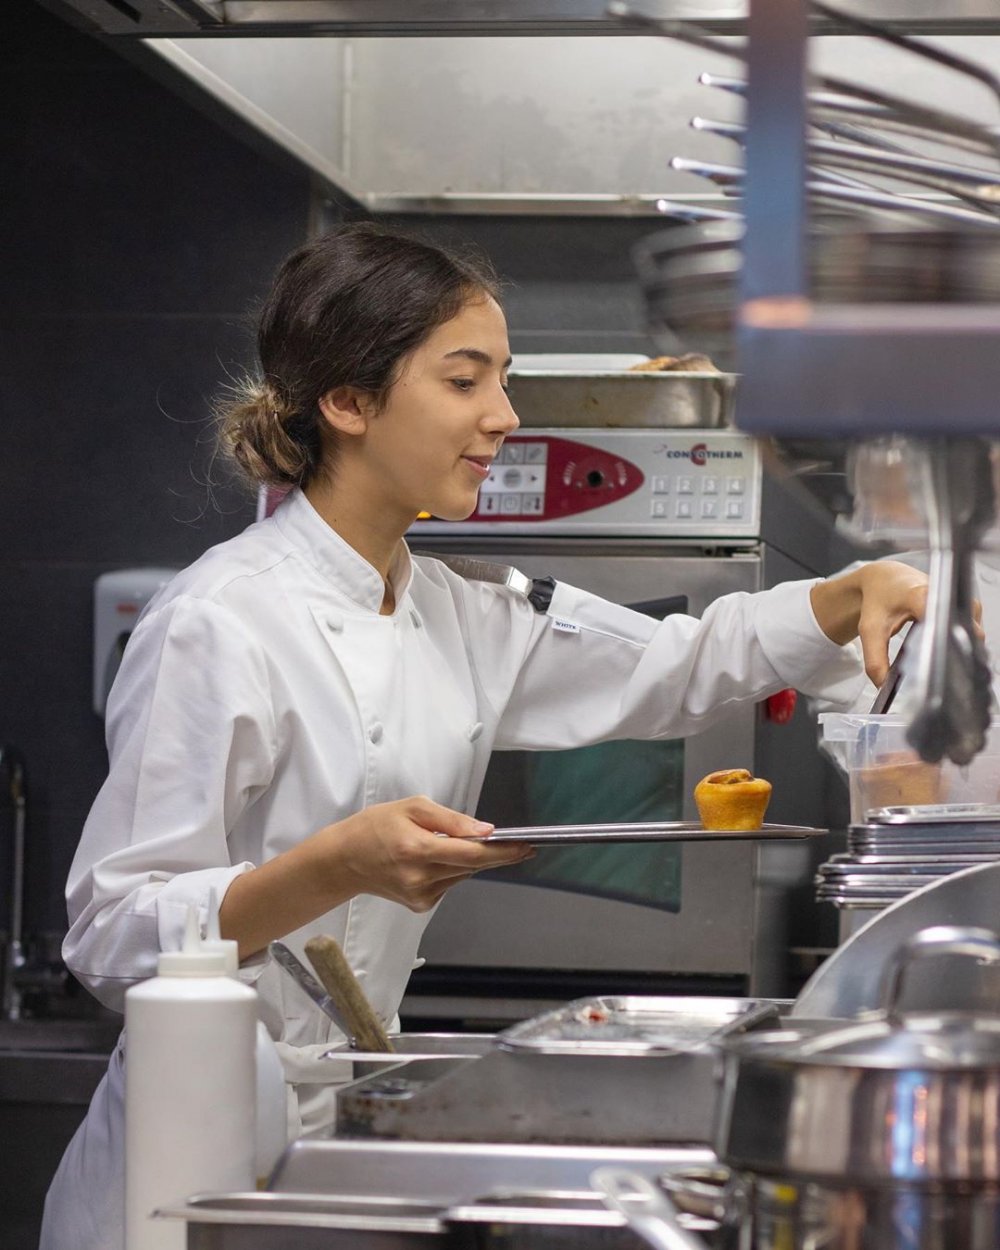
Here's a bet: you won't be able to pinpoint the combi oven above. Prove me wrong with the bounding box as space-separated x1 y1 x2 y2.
405 427 853 1021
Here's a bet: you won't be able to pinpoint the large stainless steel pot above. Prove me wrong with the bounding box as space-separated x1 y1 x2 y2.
596 925 1000 1250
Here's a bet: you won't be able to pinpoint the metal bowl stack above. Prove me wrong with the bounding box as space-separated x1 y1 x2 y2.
632 218 1000 369
816 805 1000 930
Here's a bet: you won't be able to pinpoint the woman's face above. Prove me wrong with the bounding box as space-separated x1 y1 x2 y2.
359 294 520 524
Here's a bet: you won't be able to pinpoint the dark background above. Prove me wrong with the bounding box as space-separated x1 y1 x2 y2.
2 1 659 950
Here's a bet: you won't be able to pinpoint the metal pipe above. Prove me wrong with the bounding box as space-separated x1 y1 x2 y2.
0 745 27 1022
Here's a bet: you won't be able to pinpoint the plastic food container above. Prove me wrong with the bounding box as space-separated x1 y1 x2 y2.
819 713 1000 824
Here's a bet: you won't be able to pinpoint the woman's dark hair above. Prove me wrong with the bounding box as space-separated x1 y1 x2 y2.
217 222 502 488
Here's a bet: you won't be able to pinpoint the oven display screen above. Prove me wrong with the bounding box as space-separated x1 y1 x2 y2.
478 594 688 912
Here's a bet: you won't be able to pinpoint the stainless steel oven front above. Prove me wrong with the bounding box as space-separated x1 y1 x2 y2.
404 429 841 1019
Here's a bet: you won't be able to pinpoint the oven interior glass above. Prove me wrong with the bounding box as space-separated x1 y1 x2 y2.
478 594 688 912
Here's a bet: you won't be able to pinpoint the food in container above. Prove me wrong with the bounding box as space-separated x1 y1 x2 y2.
820 713 1000 823
628 352 720 373
855 750 944 811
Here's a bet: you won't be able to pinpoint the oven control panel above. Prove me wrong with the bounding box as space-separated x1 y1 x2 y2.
412 429 762 537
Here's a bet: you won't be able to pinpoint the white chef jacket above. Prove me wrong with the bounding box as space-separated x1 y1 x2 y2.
43 487 861 1250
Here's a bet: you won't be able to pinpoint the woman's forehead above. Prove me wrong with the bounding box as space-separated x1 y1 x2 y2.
427 296 509 360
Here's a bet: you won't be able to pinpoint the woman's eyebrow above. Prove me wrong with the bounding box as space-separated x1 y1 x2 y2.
442 348 513 368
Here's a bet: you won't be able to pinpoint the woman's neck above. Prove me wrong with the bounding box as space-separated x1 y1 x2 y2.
304 477 406 609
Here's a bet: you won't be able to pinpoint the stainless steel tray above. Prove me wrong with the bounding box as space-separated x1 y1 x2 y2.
504 370 736 429
477 821 822 844
496 995 779 1056
269 1138 713 1198
868 804 1000 825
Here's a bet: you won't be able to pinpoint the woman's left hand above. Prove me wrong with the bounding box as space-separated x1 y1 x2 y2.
810 560 946 688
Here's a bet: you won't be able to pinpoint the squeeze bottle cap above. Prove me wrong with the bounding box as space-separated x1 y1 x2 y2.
202 886 240 978
158 903 228 977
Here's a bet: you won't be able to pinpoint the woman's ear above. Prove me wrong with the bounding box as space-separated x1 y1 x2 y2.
318 386 373 436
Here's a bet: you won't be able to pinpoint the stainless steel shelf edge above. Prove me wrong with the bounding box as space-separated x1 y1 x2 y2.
737 309 1000 436
43 0 1000 37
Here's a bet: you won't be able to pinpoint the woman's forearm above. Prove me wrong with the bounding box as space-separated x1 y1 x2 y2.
809 568 865 646
218 797 533 962
219 830 357 961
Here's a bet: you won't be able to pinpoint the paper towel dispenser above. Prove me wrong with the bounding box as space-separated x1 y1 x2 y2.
93 568 177 716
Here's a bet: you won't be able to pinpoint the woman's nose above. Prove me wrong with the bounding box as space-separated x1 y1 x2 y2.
487 388 520 434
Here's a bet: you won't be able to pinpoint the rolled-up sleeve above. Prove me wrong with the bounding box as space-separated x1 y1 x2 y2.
64 594 277 1011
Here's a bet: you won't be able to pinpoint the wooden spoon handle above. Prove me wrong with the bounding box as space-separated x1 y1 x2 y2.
304 935 395 1053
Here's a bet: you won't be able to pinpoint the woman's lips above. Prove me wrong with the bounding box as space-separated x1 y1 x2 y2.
461 456 492 480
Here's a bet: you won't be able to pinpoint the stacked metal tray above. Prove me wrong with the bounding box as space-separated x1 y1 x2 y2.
816 806 1000 911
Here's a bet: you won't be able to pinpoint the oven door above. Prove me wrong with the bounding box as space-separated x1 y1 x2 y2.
406 541 784 1019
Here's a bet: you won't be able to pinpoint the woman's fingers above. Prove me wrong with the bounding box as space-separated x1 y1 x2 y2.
432 837 535 870
404 794 494 839
402 795 534 868
854 562 931 686
336 796 534 912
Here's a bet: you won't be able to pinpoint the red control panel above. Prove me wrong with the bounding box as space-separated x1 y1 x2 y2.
475 434 644 522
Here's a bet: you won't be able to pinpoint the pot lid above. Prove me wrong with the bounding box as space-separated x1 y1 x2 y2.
730 1012 1000 1070
718 928 1000 1185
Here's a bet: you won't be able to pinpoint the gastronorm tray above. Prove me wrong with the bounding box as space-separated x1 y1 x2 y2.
496 995 780 1056
868 804 1000 825
504 369 736 429
476 821 823 844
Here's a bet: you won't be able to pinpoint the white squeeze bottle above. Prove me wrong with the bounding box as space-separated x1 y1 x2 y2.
125 902 257 1250
203 890 289 1183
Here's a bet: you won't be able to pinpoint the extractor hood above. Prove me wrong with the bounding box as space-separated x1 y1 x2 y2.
37 0 1000 216
37 1 1000 38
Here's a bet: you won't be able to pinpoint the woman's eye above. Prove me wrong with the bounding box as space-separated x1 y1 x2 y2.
450 378 475 392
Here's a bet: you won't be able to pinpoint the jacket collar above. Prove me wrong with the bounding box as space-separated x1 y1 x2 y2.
272 488 413 613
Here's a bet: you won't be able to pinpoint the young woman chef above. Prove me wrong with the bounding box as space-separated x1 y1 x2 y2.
41 222 929 1250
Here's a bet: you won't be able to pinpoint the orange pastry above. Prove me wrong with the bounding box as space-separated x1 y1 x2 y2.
695 768 772 831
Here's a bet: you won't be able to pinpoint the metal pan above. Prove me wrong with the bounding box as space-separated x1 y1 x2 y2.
497 995 780 1057
503 370 736 430
476 822 823 845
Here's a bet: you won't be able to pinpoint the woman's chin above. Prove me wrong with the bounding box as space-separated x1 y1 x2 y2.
425 497 479 523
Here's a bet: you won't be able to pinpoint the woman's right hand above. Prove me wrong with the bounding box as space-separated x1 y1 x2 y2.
324 795 535 913
220 796 533 959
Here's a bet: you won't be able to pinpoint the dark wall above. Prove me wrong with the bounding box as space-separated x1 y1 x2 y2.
340 209 663 358
3 5 664 950
2 3 312 939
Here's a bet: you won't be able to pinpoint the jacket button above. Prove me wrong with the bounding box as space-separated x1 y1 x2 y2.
467 722 484 742
326 614 344 633
368 723 384 744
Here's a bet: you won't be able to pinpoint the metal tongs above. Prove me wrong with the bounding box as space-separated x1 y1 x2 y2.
869 631 910 715
906 439 995 766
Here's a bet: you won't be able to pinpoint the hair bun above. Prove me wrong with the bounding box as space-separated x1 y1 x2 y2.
216 375 313 489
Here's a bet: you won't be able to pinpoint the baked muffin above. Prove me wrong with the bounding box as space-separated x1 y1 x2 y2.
695 768 772 831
